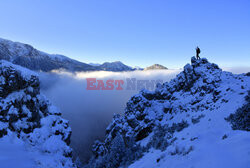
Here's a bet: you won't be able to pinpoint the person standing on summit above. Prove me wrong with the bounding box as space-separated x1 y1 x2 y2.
196 46 201 59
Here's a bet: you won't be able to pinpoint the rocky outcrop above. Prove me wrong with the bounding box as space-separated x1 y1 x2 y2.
0 60 75 168
86 57 250 168
226 91 250 131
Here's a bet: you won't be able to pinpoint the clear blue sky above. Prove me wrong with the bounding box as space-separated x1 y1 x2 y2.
0 0 249 68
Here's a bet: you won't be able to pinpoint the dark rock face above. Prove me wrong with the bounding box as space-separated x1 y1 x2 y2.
0 62 41 134
0 61 75 167
0 65 39 98
226 91 250 131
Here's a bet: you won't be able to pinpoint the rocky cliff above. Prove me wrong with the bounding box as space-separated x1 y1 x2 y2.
86 57 250 168
0 60 75 168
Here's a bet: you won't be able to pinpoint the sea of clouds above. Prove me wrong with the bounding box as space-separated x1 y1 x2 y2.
39 66 249 163
39 69 180 163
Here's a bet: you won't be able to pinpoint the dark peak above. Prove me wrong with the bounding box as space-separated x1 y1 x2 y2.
149 57 223 100
191 56 208 64
188 57 220 73
190 56 219 69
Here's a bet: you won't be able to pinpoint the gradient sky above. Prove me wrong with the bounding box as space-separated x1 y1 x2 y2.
0 0 249 68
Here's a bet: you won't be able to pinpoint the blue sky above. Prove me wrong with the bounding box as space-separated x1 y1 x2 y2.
0 0 249 68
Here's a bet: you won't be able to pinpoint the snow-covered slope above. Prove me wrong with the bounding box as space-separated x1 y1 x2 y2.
0 38 140 72
0 38 97 72
86 57 250 168
0 60 75 168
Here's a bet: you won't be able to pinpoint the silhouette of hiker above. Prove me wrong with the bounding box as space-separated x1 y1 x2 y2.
196 47 201 59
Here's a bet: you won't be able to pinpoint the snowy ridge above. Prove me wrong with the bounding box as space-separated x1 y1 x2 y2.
0 60 75 168
0 38 138 72
86 57 250 168
98 61 134 72
0 38 96 72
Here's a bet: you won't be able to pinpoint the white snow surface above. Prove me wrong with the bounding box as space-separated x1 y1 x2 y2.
128 59 250 168
0 59 37 79
0 38 70 62
0 60 75 168
86 57 249 168
0 132 68 168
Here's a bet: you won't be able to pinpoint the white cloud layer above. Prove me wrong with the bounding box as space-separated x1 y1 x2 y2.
39 69 180 163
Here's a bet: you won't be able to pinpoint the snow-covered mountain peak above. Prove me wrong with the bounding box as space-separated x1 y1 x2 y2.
98 61 133 71
144 64 168 70
86 57 250 168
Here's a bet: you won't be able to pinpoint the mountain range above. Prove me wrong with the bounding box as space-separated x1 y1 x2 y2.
0 38 166 72
0 60 75 167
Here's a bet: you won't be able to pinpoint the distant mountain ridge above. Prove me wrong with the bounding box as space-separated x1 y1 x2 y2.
0 38 98 72
144 64 168 70
0 38 169 72
0 38 135 72
98 61 133 72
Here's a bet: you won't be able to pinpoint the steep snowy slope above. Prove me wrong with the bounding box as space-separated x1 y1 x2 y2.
0 38 97 72
86 57 250 168
0 60 75 168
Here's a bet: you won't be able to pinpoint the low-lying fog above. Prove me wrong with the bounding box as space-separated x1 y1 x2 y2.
39 67 249 163
39 69 180 163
